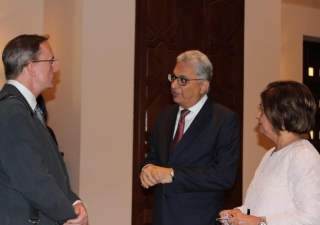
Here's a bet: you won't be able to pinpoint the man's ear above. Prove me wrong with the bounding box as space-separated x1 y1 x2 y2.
25 62 37 77
200 80 210 94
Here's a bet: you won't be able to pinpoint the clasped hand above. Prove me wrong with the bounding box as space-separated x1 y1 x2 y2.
218 209 260 225
140 165 172 188
63 202 88 225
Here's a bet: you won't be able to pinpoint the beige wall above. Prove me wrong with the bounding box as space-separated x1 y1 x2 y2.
243 0 281 197
0 1 44 85
281 3 320 81
0 0 319 224
43 0 83 195
0 1 135 224
243 1 320 199
79 1 135 224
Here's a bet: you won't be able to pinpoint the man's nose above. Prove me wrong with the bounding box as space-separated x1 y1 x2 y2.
53 64 59 73
171 79 179 88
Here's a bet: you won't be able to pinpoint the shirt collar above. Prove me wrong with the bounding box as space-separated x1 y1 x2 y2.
7 80 37 110
178 94 208 114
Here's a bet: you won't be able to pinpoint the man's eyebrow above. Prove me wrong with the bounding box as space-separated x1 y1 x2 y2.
175 74 188 78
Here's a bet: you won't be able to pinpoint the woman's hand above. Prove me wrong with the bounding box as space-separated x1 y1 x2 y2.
219 209 260 225
218 209 239 224
228 210 260 225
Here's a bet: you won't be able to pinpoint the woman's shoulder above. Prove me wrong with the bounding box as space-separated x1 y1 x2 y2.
287 139 320 162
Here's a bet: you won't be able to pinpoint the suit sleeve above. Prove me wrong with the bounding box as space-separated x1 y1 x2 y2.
142 114 161 167
174 111 240 192
68 186 81 204
0 104 77 222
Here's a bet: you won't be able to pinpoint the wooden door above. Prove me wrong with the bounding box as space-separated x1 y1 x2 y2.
132 1 244 224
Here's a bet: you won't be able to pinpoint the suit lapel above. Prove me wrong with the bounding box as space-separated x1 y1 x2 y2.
169 98 214 161
158 105 179 164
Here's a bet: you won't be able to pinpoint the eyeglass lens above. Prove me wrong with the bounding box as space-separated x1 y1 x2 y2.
51 60 58 65
168 74 187 86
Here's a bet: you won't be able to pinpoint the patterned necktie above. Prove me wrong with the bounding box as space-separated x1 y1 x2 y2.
34 104 46 127
172 109 190 151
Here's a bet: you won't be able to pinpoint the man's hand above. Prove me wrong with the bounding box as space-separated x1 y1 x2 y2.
63 202 88 225
140 164 172 188
155 166 173 184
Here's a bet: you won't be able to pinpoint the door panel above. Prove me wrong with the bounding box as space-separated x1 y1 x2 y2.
132 1 244 224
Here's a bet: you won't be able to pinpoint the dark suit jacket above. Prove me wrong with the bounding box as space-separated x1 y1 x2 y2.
143 96 240 225
0 84 79 224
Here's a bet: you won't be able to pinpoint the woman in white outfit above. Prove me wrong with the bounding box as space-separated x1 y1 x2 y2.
219 80 320 225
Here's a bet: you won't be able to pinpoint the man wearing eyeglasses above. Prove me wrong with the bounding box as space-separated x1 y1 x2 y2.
140 50 240 225
0 34 88 225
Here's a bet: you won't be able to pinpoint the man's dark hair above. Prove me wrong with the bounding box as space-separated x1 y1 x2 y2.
2 34 49 79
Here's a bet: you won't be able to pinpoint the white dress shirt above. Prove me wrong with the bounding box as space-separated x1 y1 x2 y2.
7 79 37 110
173 94 208 138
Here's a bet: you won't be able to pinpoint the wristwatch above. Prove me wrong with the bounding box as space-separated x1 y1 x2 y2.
258 217 267 225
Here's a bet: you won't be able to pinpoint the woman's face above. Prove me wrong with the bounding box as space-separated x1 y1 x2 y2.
256 102 275 139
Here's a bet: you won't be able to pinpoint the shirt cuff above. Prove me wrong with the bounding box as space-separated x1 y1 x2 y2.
73 200 86 208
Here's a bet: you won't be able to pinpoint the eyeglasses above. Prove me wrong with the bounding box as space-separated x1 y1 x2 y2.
31 59 59 65
168 73 205 86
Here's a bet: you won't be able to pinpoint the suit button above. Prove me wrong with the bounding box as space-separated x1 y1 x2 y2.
163 195 168 199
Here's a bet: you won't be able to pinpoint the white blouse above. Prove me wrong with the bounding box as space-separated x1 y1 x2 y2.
238 139 320 225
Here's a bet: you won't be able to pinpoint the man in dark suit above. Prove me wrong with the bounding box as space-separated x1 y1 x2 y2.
140 50 240 225
0 34 88 224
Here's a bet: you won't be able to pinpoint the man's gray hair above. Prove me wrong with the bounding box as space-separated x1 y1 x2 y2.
177 50 212 81
2 34 49 80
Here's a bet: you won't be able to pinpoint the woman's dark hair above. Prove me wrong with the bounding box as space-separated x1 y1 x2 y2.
2 34 49 79
261 80 316 134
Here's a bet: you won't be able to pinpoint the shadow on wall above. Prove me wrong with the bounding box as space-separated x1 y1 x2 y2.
255 126 274 151
255 126 319 153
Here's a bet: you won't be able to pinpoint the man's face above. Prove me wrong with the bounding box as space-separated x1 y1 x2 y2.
171 61 209 108
33 42 58 91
